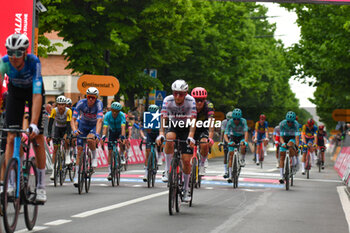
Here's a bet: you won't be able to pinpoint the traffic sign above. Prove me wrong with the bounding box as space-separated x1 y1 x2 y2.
155 90 166 107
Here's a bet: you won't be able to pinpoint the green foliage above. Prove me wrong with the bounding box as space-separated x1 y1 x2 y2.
39 0 304 125
284 4 350 129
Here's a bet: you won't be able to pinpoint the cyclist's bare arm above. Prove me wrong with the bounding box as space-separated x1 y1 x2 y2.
31 94 42 126
188 117 196 139
244 131 248 143
224 134 229 144
96 118 103 136
121 124 126 137
71 117 78 134
208 117 214 139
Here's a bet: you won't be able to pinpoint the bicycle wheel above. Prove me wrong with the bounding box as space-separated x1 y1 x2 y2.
53 149 59 187
147 152 153 188
290 163 294 187
116 152 121 186
69 162 76 182
3 158 20 233
318 153 321 173
24 158 38 230
233 154 238 189
124 153 128 171
85 153 92 193
175 171 182 213
260 145 264 169
189 157 197 207
60 147 66 186
152 153 157 188
77 153 84 194
110 152 115 187
306 153 310 179
168 159 177 215
285 157 290 191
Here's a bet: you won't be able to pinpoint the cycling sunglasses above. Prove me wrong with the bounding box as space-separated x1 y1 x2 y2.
233 118 240 121
87 95 96 100
7 49 25 58
287 121 293 124
173 91 186 97
195 98 205 103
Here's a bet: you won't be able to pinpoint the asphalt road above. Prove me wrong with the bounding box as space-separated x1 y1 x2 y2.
1 148 349 233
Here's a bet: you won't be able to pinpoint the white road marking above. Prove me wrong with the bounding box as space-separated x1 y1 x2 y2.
337 186 350 232
44 219 72 226
72 190 168 218
15 226 48 232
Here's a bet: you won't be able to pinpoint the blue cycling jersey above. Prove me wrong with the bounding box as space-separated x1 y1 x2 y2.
0 54 43 94
103 111 126 132
279 119 300 137
224 118 248 137
73 99 103 126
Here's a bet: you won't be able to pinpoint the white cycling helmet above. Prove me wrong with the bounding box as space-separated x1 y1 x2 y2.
66 98 72 105
56 95 66 104
5 33 29 50
86 87 99 96
171 80 188 92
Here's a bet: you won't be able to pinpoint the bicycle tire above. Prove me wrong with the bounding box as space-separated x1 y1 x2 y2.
116 152 121 186
147 151 153 188
69 162 76 182
124 153 128 171
168 159 177 215
3 158 20 233
54 148 59 187
110 152 115 187
85 152 91 193
306 153 310 179
285 157 290 191
59 147 65 186
233 154 238 189
152 153 156 188
189 157 197 207
176 171 182 213
78 153 84 194
24 158 38 230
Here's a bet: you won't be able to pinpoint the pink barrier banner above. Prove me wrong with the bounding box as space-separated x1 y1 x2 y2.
339 153 350 178
40 138 145 168
334 147 347 172
0 1 34 56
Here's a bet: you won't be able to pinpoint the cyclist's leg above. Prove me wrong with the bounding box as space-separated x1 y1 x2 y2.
227 151 234 181
180 130 193 202
301 143 307 174
163 129 176 182
87 126 98 168
198 131 209 175
240 138 248 166
223 142 228 176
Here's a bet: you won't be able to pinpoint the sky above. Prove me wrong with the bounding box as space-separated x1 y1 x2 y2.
260 3 316 108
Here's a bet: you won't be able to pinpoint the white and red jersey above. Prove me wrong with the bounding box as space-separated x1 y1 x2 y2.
161 94 197 124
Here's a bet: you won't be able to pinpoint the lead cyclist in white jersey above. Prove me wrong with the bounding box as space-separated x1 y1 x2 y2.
156 79 197 202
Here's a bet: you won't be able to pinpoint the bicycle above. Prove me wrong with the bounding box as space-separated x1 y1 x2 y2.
167 139 187 215
67 135 76 182
228 142 242 189
305 143 315 179
283 145 297 191
1 128 43 233
256 139 265 168
75 136 94 194
106 140 123 187
140 140 158 188
52 137 67 187
317 146 326 172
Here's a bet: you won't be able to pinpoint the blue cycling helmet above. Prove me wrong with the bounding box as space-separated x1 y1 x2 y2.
111 102 122 111
148 104 159 113
232 108 242 119
286 111 296 121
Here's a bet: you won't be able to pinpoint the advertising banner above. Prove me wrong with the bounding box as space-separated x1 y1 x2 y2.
0 1 34 56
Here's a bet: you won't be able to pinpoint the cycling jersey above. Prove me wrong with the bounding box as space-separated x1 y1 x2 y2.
279 120 300 137
302 125 317 139
196 100 214 123
317 131 327 147
161 94 197 124
0 54 43 94
255 121 268 134
73 99 103 126
49 107 72 128
273 126 280 137
221 119 228 133
224 118 248 137
103 111 126 132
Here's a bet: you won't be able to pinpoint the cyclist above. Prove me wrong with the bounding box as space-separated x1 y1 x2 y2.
254 114 269 165
224 108 248 183
278 111 300 184
191 87 214 175
301 118 317 175
66 97 72 109
273 125 281 168
101 102 126 181
141 104 160 182
0 33 47 202
46 95 72 180
221 111 232 178
156 79 196 202
71 87 103 187
316 125 327 169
